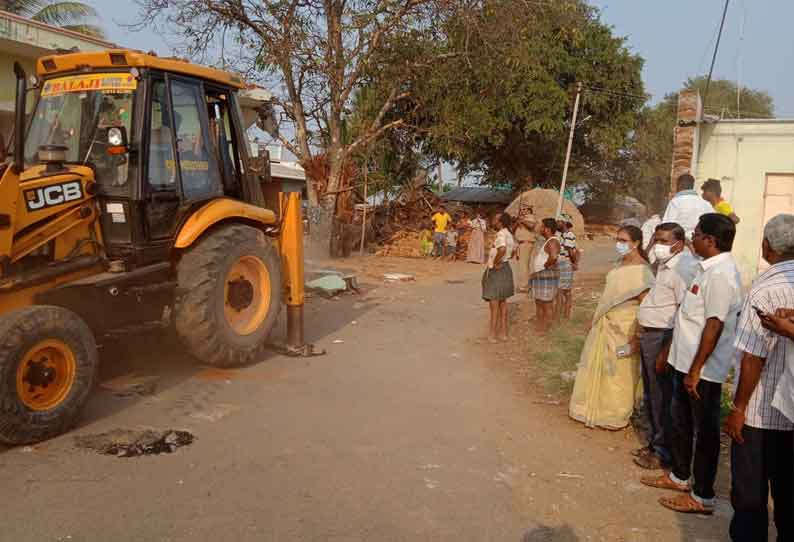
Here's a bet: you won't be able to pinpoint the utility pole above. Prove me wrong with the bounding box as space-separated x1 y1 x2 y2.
556 82 582 219
360 154 369 257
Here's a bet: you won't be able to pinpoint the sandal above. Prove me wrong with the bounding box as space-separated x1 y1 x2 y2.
631 446 652 458
659 493 714 515
633 454 663 470
640 473 689 492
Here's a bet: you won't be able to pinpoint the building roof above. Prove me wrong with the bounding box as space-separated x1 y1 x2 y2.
270 161 306 181
440 186 513 205
0 10 115 59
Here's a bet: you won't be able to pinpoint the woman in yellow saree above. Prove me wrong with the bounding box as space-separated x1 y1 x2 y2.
569 225 654 430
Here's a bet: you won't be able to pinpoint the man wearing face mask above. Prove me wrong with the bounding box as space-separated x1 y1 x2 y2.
633 223 698 470
642 213 742 516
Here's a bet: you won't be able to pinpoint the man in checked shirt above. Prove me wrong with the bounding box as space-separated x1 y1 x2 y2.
726 213 794 542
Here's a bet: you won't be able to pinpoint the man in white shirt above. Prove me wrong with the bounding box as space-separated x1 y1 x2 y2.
633 222 698 470
641 213 742 516
663 173 714 241
641 213 662 251
725 214 794 541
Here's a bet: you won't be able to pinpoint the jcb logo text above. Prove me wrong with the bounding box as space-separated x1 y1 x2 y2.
25 181 83 212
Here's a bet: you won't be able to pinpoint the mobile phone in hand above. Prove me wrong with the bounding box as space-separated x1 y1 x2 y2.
616 343 633 358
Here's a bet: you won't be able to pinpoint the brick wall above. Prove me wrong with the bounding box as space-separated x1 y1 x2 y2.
669 89 701 192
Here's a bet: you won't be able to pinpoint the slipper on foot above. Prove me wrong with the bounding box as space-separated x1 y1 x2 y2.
640 473 689 492
659 494 714 515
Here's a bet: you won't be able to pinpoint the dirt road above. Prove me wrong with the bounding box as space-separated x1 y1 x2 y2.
0 244 731 541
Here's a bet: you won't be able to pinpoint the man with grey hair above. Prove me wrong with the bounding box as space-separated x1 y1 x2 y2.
725 213 794 540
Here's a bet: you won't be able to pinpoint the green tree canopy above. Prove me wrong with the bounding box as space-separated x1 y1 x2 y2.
1 1 105 37
354 0 645 191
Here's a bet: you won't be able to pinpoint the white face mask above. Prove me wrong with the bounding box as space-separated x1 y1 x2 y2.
615 242 633 256
655 240 682 262
654 243 673 262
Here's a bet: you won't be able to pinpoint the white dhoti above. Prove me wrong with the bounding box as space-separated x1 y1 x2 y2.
514 241 532 290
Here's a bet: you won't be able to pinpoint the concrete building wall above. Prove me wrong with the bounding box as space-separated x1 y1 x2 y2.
695 119 794 284
0 10 115 145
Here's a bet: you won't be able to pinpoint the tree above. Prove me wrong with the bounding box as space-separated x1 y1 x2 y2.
1 1 105 37
135 0 446 217
691 76 774 119
356 0 645 191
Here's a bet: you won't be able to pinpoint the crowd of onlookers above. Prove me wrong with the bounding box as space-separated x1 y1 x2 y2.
568 172 794 540
432 172 794 539
426 202 581 342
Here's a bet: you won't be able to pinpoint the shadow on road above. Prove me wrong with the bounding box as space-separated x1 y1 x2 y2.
522 524 579 542
0 287 379 455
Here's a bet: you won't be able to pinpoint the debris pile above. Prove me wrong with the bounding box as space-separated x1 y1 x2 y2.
370 186 439 237
383 272 416 282
75 429 195 457
375 230 426 258
304 267 360 297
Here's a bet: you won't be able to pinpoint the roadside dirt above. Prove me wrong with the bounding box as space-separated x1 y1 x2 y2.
0 240 739 541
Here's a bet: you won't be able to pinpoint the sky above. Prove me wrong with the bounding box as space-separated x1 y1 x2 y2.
88 0 794 117
591 0 794 115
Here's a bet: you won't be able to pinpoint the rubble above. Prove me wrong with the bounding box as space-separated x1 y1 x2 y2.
305 266 360 296
383 272 416 282
306 275 348 297
75 429 195 457
375 231 425 258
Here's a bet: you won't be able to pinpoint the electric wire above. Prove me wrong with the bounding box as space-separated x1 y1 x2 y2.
703 0 731 109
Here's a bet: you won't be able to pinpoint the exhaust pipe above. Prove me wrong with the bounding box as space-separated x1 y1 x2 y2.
13 62 26 174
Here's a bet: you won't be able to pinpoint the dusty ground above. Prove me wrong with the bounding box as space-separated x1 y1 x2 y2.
0 240 738 541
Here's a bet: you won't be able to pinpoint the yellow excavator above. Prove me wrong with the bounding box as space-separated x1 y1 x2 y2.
0 50 307 445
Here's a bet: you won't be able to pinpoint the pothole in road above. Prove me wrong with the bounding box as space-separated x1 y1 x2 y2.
74 429 195 458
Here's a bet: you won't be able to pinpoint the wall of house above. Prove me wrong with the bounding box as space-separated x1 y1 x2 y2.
0 54 36 109
695 119 794 284
1 11 115 148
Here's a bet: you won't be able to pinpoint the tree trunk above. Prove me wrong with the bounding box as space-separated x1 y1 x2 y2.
301 158 320 207
322 156 344 256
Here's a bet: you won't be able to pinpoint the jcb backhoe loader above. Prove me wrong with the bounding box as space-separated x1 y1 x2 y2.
0 50 306 445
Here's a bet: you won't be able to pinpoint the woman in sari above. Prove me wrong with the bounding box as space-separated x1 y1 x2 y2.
569 225 654 430
467 212 487 264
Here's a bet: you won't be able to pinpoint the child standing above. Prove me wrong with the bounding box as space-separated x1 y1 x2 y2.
446 225 459 261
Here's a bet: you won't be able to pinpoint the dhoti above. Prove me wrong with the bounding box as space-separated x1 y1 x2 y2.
514 241 532 291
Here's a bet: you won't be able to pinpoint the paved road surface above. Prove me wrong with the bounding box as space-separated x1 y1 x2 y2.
0 246 732 541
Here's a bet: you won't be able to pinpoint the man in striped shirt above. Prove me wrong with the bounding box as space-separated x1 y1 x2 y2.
555 213 579 320
725 213 794 541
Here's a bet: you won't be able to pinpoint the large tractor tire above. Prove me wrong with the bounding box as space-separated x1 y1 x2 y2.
0 306 98 445
174 224 282 367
